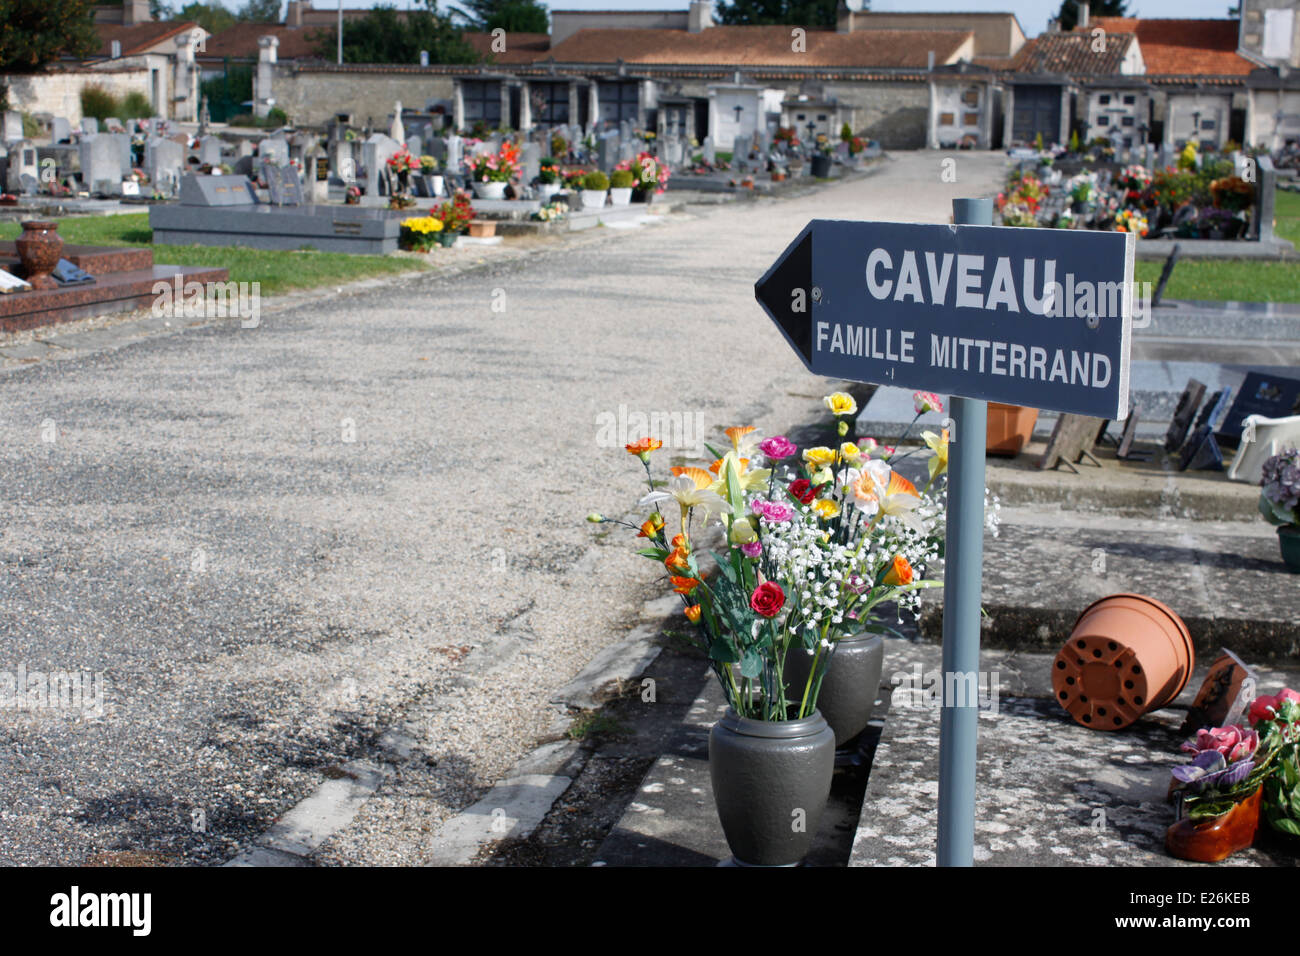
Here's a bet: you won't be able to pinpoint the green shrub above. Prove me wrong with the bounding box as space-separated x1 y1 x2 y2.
582 170 609 191
266 106 288 127
609 169 635 189
21 112 39 138
119 91 153 119
80 84 118 122
840 122 853 142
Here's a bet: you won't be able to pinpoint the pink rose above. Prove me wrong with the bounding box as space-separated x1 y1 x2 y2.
751 498 794 524
758 436 796 460
1180 725 1257 763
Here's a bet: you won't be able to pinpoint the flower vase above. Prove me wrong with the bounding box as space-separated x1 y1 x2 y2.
782 634 884 747
15 221 62 291
709 708 835 866
1279 526 1300 573
472 181 507 200
1166 786 1263 862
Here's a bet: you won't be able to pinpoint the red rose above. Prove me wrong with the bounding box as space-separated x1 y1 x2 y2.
1249 688 1300 726
789 479 816 504
750 581 785 618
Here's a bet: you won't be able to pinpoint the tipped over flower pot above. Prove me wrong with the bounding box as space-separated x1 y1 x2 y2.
1052 593 1194 730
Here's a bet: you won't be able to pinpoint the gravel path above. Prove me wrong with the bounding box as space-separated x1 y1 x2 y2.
0 151 1009 865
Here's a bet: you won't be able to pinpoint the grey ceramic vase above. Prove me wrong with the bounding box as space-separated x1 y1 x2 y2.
708 708 836 866
783 634 885 747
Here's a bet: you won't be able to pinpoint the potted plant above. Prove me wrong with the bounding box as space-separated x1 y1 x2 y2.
430 191 473 247
399 214 443 252
810 136 833 178
466 141 519 200
1258 447 1300 572
578 170 609 210
536 158 561 201
1252 689 1300 844
624 152 670 203
587 404 939 865
387 146 416 193
608 168 635 206
1166 723 1277 862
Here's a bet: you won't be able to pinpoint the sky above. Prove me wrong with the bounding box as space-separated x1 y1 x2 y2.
294 0 1242 38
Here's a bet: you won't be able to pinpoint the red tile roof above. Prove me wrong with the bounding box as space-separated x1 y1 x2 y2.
463 31 551 65
93 21 202 58
199 23 322 61
1085 18 1253 77
543 25 973 69
1009 30 1135 75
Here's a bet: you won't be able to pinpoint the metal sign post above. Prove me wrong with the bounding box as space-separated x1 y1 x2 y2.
937 197 990 867
754 199 1135 866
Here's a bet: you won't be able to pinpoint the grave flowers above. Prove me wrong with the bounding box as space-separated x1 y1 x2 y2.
387 146 416 192
430 191 473 246
466 141 520 199
619 151 670 201
1252 689 1300 843
399 215 443 253
1258 447 1300 572
587 404 940 865
1166 721 1277 861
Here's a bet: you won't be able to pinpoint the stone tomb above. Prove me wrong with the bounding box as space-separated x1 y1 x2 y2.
150 173 401 254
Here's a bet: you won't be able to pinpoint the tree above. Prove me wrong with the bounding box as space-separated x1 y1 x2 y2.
150 0 175 18
714 0 837 28
310 4 481 65
238 0 282 22
1056 0 1129 32
0 0 98 72
177 2 236 33
450 0 548 33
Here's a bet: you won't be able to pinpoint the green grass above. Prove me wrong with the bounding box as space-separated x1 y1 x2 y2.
1275 188 1300 248
0 213 431 296
1134 258 1299 304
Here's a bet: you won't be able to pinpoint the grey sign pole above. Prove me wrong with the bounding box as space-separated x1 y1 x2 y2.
936 197 992 867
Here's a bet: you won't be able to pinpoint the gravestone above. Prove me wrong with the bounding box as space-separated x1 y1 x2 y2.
520 141 541 184
598 134 619 172
361 134 400 196
1036 414 1105 472
236 140 255 159
232 156 256 178
1163 379 1206 452
19 173 38 196
264 163 304 206
81 117 99 136
145 137 184 185
79 136 123 194
1254 155 1278 243
51 117 71 144
198 136 224 166
1216 372 1300 449
105 132 132 174
703 136 715 164
105 117 125 134
259 135 289 167
179 173 258 206
445 135 463 176
6 141 37 193
1115 405 1151 461
1178 389 1232 471
2 111 23 143
406 135 422 158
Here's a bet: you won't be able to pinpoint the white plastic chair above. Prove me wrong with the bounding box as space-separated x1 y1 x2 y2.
1227 414 1300 484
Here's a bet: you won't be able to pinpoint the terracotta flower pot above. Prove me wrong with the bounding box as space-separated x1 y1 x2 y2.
467 220 496 238
1166 785 1262 862
1051 593 1194 731
986 402 1039 456
15 220 63 291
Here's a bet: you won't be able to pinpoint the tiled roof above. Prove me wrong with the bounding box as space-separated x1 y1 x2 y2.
93 21 202 58
200 24 321 61
1009 30 1134 75
543 25 973 69
463 31 551 64
1086 18 1253 77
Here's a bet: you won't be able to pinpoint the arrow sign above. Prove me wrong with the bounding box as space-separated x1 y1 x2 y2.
755 219 1135 419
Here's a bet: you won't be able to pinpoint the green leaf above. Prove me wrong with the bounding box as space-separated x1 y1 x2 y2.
740 647 763 679
708 636 739 663
710 550 737 584
1270 817 1300 836
636 547 669 560
703 442 726 461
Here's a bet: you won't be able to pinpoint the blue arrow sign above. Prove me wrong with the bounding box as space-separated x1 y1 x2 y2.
755 220 1136 419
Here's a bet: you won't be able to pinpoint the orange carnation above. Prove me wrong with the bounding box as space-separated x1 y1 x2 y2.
882 554 913 587
670 576 699 595
626 437 663 457
684 605 702 623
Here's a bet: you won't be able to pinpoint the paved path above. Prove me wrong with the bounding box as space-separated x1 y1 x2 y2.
0 151 1010 864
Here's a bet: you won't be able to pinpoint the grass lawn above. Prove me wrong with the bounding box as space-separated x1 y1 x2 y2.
0 213 431 296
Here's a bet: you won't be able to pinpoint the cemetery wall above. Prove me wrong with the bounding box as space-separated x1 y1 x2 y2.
3 62 162 124
822 81 930 149
276 67 456 127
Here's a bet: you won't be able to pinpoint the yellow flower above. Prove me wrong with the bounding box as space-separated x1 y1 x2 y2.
840 442 865 465
802 446 837 468
811 498 840 520
922 430 949 482
708 453 771 496
824 392 858 416
724 426 757 452
729 516 757 544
